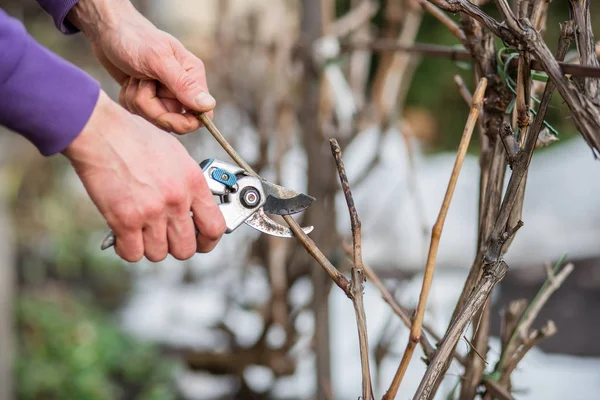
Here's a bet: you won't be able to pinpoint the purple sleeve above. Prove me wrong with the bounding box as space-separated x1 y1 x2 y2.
35 0 81 34
0 9 100 156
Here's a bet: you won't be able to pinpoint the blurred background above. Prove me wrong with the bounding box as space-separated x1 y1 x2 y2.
1 0 600 399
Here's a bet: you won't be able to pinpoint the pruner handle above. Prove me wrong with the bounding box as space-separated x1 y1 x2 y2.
100 159 264 250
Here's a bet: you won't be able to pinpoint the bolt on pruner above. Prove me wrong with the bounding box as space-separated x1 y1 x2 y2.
100 158 315 250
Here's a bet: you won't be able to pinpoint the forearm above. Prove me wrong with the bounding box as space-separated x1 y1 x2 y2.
0 9 100 156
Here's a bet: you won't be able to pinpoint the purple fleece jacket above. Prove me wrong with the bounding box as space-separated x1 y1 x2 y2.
0 1 100 156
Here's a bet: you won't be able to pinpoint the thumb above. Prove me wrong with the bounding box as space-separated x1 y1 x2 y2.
155 56 216 113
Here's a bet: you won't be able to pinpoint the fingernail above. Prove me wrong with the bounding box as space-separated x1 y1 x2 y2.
195 92 216 110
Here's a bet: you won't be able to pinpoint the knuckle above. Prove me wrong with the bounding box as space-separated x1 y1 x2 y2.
174 73 198 93
179 119 195 133
171 242 196 260
143 201 164 220
133 92 146 110
111 204 143 231
163 185 188 210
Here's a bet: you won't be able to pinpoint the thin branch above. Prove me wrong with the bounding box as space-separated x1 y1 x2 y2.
376 1 424 126
338 40 600 78
499 299 528 354
454 74 473 105
499 261 573 375
329 0 379 38
340 243 513 400
500 320 557 384
567 0 599 98
330 139 373 400
515 51 531 148
418 0 466 44
428 0 600 154
413 260 509 400
462 334 488 365
382 77 487 400
413 25 575 395
493 0 521 32
342 242 437 358
195 112 352 293
500 122 519 166
530 0 550 31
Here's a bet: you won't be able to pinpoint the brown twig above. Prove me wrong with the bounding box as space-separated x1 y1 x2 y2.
382 77 487 400
499 320 557 386
518 263 573 339
418 0 466 44
414 260 509 400
434 7 510 399
375 1 423 126
342 242 436 358
454 74 473 105
426 0 600 154
329 0 379 38
567 0 599 99
497 261 574 383
338 40 600 78
195 112 351 293
413 17 577 397
499 299 528 352
330 139 373 400
340 244 513 400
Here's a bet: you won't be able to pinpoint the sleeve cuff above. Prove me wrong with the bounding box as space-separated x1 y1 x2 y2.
35 0 81 34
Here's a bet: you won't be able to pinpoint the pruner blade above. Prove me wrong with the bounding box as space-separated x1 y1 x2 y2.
244 208 313 238
260 180 315 216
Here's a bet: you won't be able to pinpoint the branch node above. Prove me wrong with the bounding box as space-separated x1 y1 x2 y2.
500 122 521 168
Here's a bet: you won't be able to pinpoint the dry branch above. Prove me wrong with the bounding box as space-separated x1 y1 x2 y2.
195 112 352 293
426 0 600 155
418 0 466 44
330 139 373 400
413 9 580 397
382 77 488 400
414 260 509 399
340 245 513 400
454 74 473 105
499 320 557 385
195 113 377 399
342 243 437 358
329 0 379 38
496 261 574 387
517 263 574 340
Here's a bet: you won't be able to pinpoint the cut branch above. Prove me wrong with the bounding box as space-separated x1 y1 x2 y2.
330 139 373 400
195 112 351 293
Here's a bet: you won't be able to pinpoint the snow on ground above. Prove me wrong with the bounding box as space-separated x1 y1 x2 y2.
337 125 600 271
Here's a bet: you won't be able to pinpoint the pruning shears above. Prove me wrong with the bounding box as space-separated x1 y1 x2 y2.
100 158 315 250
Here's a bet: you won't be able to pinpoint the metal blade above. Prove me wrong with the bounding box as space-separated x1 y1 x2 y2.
260 180 315 215
244 208 314 238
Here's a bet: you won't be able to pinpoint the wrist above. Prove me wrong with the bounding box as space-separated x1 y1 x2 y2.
67 0 135 40
62 90 121 163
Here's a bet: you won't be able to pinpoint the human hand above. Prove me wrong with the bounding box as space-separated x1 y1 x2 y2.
68 0 215 134
62 90 226 262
